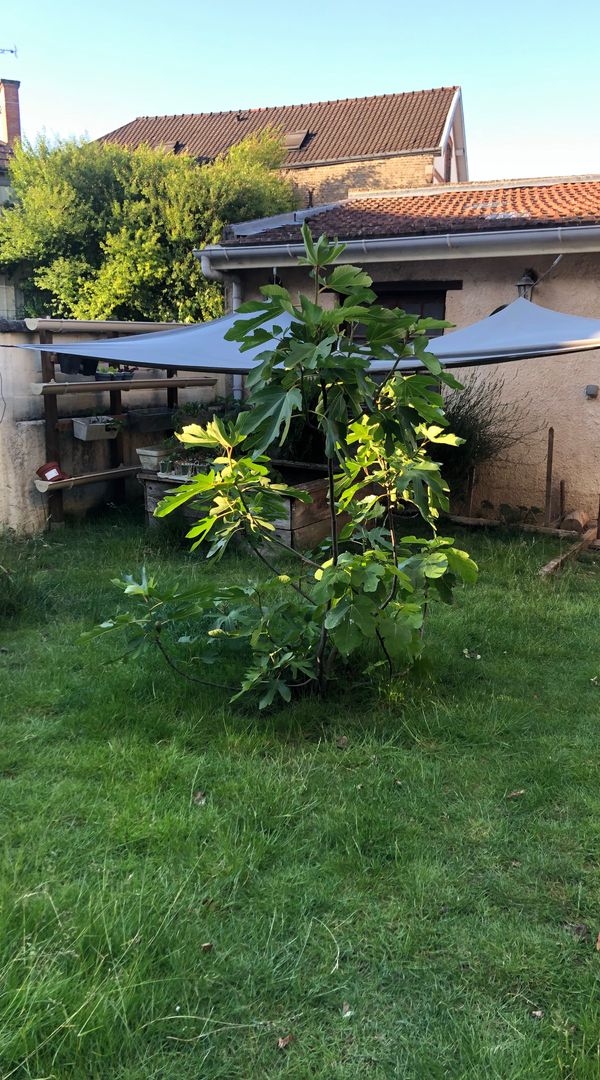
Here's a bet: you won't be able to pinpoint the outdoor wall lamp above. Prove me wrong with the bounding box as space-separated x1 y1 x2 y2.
516 269 538 301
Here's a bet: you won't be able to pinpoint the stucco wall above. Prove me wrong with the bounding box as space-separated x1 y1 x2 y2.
237 252 600 520
284 153 434 207
0 327 226 534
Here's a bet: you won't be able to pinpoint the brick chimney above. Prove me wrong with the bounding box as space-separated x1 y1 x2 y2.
0 79 21 146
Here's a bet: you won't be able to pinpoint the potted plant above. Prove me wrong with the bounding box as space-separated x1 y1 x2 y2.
135 444 168 470
135 399 248 472
72 415 122 441
95 363 120 382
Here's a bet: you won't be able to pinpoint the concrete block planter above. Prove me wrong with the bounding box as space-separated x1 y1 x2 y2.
72 416 120 441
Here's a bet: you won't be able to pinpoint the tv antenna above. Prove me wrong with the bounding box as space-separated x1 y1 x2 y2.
0 46 18 58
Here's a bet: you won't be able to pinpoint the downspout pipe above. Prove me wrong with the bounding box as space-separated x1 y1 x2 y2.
197 251 243 400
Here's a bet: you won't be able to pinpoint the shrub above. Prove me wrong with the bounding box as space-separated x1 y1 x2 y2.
437 373 532 496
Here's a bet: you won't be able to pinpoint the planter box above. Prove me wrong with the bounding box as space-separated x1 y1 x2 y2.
73 416 119 441
136 446 165 470
274 474 336 550
128 407 175 433
138 461 340 549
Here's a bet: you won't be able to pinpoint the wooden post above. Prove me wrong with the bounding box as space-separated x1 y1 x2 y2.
544 427 554 527
466 466 476 518
539 528 597 577
559 479 566 525
109 387 126 502
38 329 64 528
167 368 179 410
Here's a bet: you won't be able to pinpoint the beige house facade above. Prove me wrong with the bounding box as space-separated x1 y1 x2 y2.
199 176 600 521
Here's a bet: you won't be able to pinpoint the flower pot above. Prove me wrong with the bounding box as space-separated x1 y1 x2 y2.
60 355 82 375
80 358 99 377
136 446 164 470
72 416 119 441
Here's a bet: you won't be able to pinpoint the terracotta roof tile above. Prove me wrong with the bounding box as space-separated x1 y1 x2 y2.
223 179 600 245
100 87 458 167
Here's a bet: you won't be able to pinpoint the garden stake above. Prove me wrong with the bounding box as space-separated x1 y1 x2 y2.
544 427 554 526
466 466 476 517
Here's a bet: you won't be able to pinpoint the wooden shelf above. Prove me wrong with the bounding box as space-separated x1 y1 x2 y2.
34 465 139 493
31 377 217 396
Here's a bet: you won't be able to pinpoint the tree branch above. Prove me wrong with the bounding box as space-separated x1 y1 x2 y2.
154 635 234 692
376 628 394 680
245 534 316 604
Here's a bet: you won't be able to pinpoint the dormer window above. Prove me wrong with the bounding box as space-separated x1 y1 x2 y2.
160 140 186 154
283 130 309 151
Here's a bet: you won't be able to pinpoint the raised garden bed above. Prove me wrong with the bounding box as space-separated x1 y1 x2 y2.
137 459 334 548
274 475 331 549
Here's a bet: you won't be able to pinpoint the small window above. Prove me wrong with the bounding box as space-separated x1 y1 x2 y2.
375 288 446 337
283 130 309 151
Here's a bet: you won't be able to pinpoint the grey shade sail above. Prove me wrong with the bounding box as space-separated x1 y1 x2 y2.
432 297 600 363
20 298 600 373
21 312 296 375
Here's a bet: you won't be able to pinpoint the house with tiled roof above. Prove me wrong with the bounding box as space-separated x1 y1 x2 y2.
199 174 600 518
0 77 21 317
100 86 468 207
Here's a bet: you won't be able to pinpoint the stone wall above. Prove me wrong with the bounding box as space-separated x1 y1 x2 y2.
284 153 434 207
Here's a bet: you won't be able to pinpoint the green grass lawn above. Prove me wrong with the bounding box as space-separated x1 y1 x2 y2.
2 511 600 1079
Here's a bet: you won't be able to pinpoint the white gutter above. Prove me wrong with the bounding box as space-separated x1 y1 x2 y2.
198 225 600 272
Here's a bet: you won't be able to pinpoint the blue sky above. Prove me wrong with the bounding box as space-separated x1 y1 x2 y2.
3 0 599 181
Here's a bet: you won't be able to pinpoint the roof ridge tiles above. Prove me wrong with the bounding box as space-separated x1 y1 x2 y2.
130 86 458 124
348 175 600 202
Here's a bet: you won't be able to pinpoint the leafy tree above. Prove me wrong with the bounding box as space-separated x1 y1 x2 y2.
88 228 477 708
0 132 296 321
